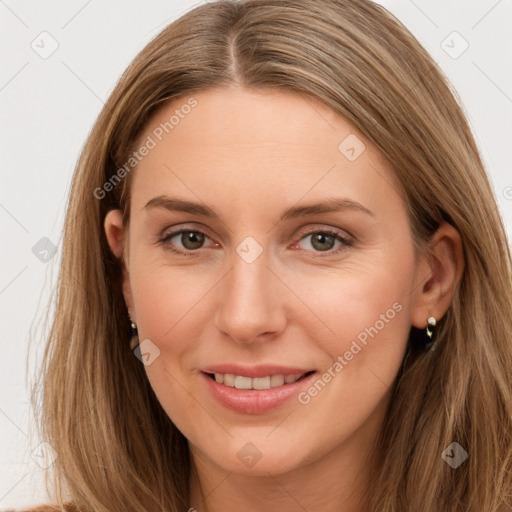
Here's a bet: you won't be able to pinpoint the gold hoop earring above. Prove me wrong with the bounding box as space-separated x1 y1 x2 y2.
425 316 437 351
129 320 139 350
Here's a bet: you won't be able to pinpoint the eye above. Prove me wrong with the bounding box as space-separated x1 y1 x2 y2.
294 229 353 255
159 228 217 255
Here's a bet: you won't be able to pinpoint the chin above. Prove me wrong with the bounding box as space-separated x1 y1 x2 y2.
207 442 308 477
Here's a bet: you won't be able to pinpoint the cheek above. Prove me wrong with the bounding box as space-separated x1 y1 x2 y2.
130 259 220 359
129 264 212 423
283 261 415 415
283 263 413 445
287 252 414 349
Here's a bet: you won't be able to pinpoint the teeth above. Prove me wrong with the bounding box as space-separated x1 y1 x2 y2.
224 374 235 387
253 376 270 390
213 372 306 390
234 376 252 389
271 374 284 387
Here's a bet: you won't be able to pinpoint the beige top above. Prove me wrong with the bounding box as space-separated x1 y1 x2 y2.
2 505 77 512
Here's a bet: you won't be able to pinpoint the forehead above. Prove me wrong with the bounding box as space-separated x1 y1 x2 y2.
128 87 403 220
139 86 361 153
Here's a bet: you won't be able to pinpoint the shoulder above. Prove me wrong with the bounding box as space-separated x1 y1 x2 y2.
2 504 79 512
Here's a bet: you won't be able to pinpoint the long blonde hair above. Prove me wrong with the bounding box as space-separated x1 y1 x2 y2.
31 0 512 510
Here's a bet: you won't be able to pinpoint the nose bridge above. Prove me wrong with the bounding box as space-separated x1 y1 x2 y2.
214 240 285 343
234 240 271 298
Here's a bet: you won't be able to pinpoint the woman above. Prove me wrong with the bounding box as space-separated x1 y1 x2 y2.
25 0 512 511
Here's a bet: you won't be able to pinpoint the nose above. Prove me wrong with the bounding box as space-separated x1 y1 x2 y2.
214 247 287 344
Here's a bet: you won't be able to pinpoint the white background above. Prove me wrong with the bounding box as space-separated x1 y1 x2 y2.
1 0 511 508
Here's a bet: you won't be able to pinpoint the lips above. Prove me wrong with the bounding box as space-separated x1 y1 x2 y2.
200 364 318 414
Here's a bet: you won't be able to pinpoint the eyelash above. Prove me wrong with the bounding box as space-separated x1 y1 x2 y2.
158 225 354 257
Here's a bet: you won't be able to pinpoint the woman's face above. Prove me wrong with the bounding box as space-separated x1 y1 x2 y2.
107 87 426 478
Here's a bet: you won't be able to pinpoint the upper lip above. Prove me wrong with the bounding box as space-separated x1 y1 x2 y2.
201 364 316 379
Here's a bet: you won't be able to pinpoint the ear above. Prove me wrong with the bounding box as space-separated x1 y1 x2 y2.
410 222 465 329
104 209 136 321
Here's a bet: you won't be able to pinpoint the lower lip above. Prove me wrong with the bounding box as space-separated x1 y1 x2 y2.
201 371 317 414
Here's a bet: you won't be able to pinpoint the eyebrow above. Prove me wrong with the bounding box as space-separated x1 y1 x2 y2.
143 195 374 221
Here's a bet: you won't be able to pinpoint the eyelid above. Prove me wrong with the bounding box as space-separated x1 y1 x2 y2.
293 223 354 242
159 222 215 240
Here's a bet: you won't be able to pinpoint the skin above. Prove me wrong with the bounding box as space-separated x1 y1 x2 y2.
104 86 464 512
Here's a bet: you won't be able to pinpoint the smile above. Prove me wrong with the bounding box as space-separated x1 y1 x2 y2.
207 371 314 390
201 370 318 414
